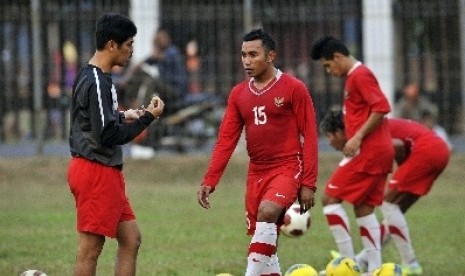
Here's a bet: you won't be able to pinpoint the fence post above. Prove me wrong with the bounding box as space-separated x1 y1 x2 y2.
243 0 253 32
31 0 45 155
130 0 160 64
460 0 465 133
362 0 395 113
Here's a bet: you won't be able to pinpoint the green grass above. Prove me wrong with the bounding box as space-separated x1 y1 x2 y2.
0 152 464 275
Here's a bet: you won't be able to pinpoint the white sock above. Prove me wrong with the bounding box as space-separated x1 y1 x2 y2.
380 218 391 245
245 222 278 276
261 254 281 275
323 204 354 258
355 249 368 272
380 201 418 266
356 213 381 272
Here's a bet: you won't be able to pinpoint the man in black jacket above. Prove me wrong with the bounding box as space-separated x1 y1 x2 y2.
68 13 164 276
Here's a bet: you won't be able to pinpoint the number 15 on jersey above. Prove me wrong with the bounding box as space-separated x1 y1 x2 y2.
253 106 267 125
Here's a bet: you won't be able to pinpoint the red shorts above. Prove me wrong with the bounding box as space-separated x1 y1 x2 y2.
68 157 135 238
389 140 449 196
245 172 299 235
326 160 387 206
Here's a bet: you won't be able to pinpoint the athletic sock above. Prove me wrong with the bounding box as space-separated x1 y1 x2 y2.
380 218 391 245
380 201 418 266
245 222 278 276
356 213 381 272
355 249 368 272
260 254 281 276
323 204 354 258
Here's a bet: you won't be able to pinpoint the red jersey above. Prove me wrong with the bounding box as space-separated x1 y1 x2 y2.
388 118 449 152
343 63 393 173
202 70 318 190
387 118 450 195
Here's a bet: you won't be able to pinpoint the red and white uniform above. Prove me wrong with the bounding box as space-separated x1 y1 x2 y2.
388 118 450 195
326 62 394 206
202 70 318 234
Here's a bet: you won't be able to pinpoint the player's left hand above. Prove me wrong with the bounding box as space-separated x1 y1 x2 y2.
298 186 315 214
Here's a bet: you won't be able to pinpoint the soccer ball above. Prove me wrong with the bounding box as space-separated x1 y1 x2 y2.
325 256 361 276
284 263 318 276
215 273 234 276
20 270 48 276
280 203 311 237
373 263 406 276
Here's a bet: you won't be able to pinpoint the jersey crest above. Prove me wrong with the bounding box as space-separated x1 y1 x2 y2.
274 96 284 107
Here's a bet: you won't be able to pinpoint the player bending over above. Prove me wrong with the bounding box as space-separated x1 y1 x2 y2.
320 109 450 275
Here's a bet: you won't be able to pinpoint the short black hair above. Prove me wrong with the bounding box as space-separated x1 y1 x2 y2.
243 28 276 52
310 36 350 60
95 13 137 50
319 107 344 134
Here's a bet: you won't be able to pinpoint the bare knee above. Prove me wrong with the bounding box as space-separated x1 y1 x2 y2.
118 232 141 252
354 203 375 217
257 201 283 222
77 232 105 261
117 221 142 252
321 194 341 207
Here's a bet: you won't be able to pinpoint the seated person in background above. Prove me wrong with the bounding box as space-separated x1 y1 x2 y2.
394 82 438 123
115 28 188 155
119 27 187 117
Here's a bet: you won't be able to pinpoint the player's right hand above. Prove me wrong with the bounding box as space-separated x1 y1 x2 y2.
197 185 213 209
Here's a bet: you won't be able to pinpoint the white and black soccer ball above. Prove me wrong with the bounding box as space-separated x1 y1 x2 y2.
20 270 48 276
280 203 311 237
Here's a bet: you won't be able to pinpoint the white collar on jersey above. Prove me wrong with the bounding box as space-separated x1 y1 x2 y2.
249 69 283 96
347 61 362 76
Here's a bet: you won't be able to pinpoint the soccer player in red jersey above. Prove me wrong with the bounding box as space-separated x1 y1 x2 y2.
68 13 164 276
197 29 318 276
319 110 450 275
311 36 394 273
379 118 449 274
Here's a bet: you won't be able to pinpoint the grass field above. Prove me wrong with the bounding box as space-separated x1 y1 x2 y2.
0 151 464 275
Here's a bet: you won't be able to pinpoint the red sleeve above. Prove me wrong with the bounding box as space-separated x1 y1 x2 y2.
292 81 318 190
355 68 391 114
202 87 244 189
